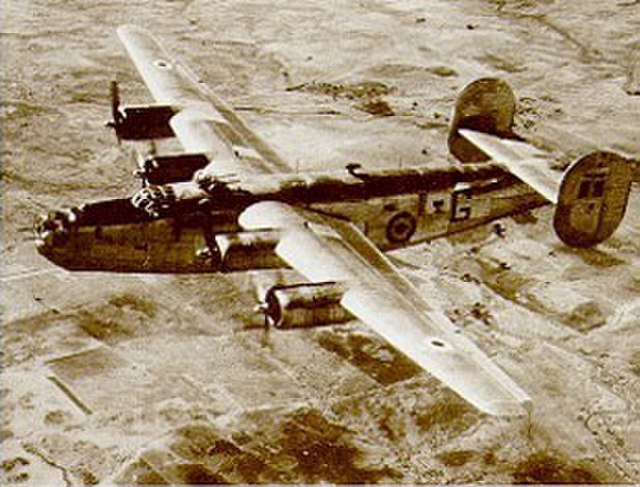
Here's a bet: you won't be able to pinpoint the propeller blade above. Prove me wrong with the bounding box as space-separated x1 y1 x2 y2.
133 149 155 187
110 80 120 120
107 80 124 144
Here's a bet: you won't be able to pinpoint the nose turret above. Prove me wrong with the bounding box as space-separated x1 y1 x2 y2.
34 209 77 256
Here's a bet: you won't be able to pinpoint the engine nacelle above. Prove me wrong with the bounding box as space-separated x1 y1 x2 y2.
264 281 353 329
138 153 210 185
116 105 176 140
215 230 287 272
131 182 210 217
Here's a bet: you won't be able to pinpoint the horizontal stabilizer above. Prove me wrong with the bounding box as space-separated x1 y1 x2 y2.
459 127 632 247
459 129 559 203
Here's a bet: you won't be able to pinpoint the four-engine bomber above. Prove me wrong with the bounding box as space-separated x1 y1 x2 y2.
33 25 634 417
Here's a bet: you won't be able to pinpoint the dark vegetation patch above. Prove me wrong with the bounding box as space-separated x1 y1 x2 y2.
316 330 422 385
1 310 78 367
164 463 226 485
114 457 169 485
0 430 15 443
43 409 74 426
288 80 395 117
287 80 393 99
5 471 29 483
168 423 277 483
275 408 398 483
436 449 475 467
512 451 602 484
478 260 533 303
355 98 394 116
567 248 627 268
376 404 405 442
1 457 30 472
414 395 479 439
479 53 527 73
75 311 137 343
564 301 607 332
72 466 99 485
74 294 157 343
630 350 640 376
426 65 458 77
169 424 224 462
108 294 157 318
46 347 122 381
138 416 397 484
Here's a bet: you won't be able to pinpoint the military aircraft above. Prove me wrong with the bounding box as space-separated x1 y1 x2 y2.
34 25 633 417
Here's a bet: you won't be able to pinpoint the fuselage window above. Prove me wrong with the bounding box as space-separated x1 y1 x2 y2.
578 178 606 199
592 179 605 198
578 180 591 199
432 199 446 213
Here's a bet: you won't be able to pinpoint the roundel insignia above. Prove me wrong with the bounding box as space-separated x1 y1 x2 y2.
154 59 172 70
386 211 417 244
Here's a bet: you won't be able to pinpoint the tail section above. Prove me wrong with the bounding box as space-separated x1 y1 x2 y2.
448 78 518 163
450 78 633 247
554 151 632 247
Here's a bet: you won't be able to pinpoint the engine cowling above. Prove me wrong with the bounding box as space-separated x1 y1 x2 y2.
264 281 353 329
138 153 210 185
117 105 176 140
215 230 287 272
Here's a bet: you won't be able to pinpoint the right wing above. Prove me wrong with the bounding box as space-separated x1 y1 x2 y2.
117 25 291 177
240 201 532 416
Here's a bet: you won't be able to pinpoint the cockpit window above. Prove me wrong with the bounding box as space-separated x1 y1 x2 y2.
77 198 150 225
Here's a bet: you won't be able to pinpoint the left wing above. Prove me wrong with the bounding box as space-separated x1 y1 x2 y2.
240 201 532 416
117 25 291 177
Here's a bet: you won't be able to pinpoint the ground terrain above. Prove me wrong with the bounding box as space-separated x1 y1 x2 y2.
2 0 640 484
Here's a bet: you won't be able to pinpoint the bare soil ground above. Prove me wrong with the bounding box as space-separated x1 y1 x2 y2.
2 0 639 484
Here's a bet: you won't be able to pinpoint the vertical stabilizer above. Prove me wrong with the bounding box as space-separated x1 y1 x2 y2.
448 78 517 163
554 151 632 247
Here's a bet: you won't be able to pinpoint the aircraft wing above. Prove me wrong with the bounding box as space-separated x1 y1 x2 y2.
240 201 532 416
459 129 561 203
117 25 291 176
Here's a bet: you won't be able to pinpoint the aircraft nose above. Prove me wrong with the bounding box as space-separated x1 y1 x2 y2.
33 210 75 255
34 214 56 255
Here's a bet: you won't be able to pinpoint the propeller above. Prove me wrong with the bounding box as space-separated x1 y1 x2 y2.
106 80 125 144
133 149 152 187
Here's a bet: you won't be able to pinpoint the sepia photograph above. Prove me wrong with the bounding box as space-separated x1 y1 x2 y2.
2 0 639 484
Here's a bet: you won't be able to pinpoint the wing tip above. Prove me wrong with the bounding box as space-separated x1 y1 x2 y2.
481 396 533 417
116 24 153 42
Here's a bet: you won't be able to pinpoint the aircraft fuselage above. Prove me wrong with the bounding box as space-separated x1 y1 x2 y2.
35 161 547 272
